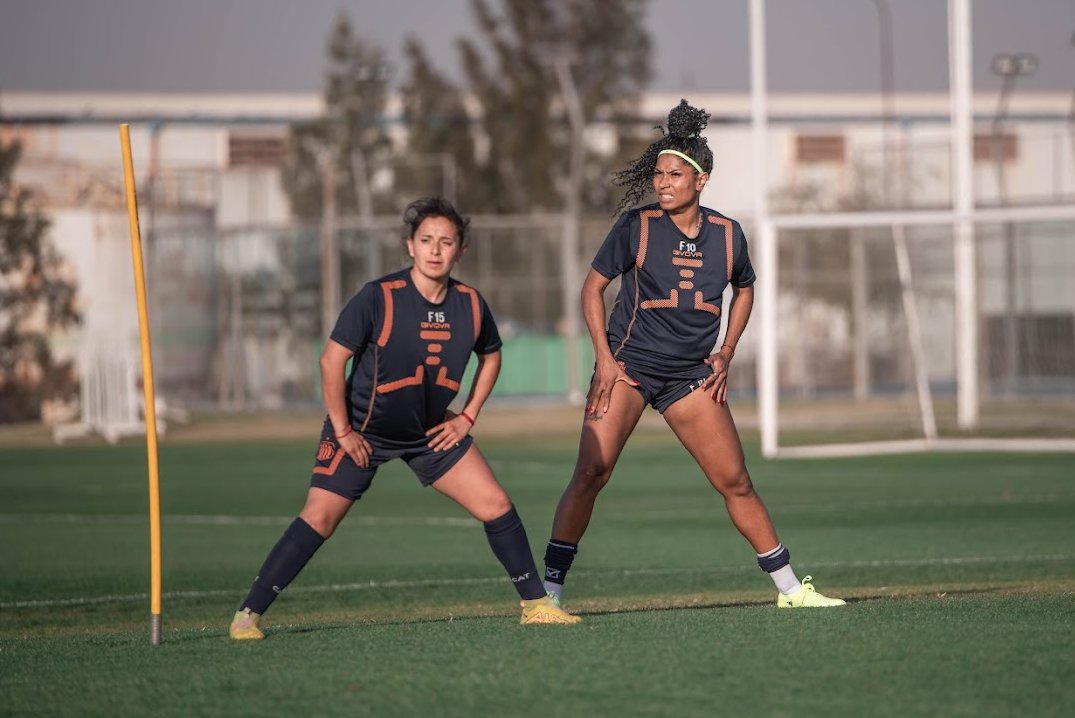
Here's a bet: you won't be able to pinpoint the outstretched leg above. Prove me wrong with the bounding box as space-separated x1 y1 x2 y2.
543 382 646 600
230 487 353 639
663 389 777 551
431 445 580 624
663 389 844 607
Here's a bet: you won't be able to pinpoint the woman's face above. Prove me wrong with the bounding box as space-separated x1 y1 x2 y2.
407 216 464 281
653 153 708 212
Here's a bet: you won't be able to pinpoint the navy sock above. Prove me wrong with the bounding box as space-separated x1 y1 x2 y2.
756 544 791 573
483 506 545 600
240 517 325 614
543 539 578 586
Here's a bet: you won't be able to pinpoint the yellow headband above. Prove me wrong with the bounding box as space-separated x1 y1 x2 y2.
658 149 704 175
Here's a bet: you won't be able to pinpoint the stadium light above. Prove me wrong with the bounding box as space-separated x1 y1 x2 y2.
991 53 1038 78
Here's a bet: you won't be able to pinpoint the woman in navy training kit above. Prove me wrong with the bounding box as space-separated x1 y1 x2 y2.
230 197 579 638
541 101 845 609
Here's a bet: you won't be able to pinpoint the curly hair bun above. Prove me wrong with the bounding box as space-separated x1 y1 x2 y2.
666 100 709 139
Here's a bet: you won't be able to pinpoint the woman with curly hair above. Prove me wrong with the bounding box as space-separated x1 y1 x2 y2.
541 101 845 609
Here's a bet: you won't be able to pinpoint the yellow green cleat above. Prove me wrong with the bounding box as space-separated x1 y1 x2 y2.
777 576 846 608
520 593 582 624
229 608 265 639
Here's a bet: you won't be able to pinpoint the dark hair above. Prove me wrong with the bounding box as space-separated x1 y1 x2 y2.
612 100 714 214
402 197 470 246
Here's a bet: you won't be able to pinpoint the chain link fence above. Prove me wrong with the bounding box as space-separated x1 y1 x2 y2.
143 214 616 410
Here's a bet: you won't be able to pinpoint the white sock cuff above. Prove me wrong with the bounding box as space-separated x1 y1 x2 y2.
757 543 785 559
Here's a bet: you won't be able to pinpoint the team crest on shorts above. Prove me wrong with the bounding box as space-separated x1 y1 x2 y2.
316 441 336 462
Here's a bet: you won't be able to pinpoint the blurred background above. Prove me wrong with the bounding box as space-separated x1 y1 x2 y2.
1 0 1073 451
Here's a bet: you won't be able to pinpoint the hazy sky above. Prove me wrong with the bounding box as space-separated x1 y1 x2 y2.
0 0 1072 95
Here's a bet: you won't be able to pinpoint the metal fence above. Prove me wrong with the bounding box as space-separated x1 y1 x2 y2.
144 214 614 409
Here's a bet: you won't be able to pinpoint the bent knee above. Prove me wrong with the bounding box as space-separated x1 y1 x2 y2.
713 469 755 498
572 461 614 493
478 495 514 523
299 508 343 539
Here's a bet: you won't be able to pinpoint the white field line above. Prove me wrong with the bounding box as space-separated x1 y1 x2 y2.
0 514 477 528
2 553 1071 610
1 492 1071 530
617 493 1075 520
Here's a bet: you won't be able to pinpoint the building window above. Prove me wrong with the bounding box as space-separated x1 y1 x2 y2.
228 134 287 168
974 133 1018 163
795 134 845 164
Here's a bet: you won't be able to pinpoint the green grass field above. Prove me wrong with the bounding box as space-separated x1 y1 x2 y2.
2 422 1074 717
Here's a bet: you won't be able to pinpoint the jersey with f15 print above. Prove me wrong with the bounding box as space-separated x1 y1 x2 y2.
331 267 501 443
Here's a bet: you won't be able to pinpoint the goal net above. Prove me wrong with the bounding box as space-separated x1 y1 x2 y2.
761 214 1075 458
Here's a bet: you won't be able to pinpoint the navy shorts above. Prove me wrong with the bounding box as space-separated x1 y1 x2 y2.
309 418 474 501
616 360 713 413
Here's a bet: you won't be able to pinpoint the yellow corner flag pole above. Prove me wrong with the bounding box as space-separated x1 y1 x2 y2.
119 124 163 646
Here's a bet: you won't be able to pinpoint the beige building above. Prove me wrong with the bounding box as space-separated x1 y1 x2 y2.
3 89 1073 425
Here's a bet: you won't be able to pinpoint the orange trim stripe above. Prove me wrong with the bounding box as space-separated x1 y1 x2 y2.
614 267 642 359
435 366 460 391
678 281 693 290
360 345 379 432
420 330 452 341
312 448 346 476
708 216 735 281
425 356 441 366
672 257 703 267
635 210 663 269
679 269 695 278
377 279 407 347
456 284 482 341
641 290 679 309
377 365 424 394
427 343 443 353
694 291 721 316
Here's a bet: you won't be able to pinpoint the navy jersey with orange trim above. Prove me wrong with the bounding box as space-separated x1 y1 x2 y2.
329 269 502 442
592 203 756 374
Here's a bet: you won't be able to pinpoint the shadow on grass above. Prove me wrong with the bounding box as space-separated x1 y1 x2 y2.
5 579 1071 643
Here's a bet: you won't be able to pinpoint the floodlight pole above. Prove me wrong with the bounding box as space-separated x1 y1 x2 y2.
311 144 340 341
348 62 392 283
870 0 937 441
1069 30 1075 181
990 53 1037 394
852 0 898 402
550 57 585 404
871 0 896 204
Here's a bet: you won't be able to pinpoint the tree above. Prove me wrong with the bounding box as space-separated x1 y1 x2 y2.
282 11 394 219
395 37 479 206
400 0 653 214
0 140 80 422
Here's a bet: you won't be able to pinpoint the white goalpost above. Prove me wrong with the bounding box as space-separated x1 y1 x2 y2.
749 0 1075 459
762 208 1075 459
